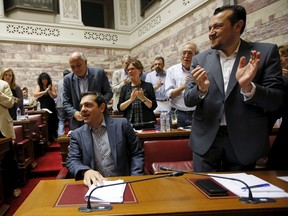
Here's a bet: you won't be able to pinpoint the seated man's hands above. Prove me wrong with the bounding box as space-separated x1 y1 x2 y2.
83 169 107 187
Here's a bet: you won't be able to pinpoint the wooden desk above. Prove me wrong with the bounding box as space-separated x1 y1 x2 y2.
137 129 190 141
57 129 191 167
0 138 11 216
14 170 288 216
24 105 36 111
26 110 49 125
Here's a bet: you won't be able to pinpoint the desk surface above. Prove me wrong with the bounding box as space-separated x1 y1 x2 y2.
136 129 190 139
57 129 191 141
14 171 288 216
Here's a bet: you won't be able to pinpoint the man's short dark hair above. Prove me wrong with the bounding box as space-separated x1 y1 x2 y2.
214 5 246 35
81 91 107 109
154 56 165 65
22 86 28 91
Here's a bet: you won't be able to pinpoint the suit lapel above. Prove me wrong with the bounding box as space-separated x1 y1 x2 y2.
82 125 95 168
225 40 252 99
72 74 81 100
209 50 225 96
87 68 95 91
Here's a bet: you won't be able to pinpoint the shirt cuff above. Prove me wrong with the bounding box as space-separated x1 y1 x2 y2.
198 90 207 99
241 82 256 101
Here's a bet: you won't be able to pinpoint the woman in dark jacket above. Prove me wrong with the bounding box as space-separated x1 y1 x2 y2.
34 72 58 141
118 60 157 129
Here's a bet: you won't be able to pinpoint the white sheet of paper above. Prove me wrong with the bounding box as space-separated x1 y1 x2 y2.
209 173 288 198
84 179 126 203
277 176 288 183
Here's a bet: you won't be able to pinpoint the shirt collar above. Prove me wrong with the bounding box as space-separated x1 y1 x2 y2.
76 69 89 79
90 118 106 132
217 40 241 58
181 65 191 73
155 70 166 76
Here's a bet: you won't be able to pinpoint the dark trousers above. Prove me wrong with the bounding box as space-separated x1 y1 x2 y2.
193 126 255 172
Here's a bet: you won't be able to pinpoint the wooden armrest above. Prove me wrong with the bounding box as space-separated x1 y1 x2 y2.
16 139 30 146
38 124 47 128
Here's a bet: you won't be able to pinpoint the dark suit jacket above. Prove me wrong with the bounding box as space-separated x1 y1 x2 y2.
63 67 113 130
267 75 288 169
184 40 284 165
66 116 144 180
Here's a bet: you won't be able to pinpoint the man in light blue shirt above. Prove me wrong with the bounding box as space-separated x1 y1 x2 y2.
145 56 170 113
165 43 198 128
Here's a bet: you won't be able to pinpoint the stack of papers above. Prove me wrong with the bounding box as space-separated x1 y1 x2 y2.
84 179 126 203
209 173 288 198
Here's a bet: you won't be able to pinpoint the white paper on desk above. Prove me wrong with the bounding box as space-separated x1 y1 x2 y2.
277 176 288 183
84 179 126 203
209 173 288 198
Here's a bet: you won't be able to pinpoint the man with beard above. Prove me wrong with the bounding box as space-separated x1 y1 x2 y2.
145 56 170 113
184 5 284 172
165 43 198 128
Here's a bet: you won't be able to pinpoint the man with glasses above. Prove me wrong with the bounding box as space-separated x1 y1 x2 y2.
165 43 198 128
63 52 113 130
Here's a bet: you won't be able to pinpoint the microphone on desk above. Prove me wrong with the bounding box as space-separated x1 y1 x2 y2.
160 166 276 204
132 121 156 130
78 171 184 213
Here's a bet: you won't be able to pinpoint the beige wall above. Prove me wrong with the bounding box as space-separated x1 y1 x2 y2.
0 0 287 96
131 0 288 70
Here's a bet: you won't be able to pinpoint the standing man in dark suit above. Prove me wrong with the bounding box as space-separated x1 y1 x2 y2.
184 5 284 172
63 52 113 130
66 91 144 187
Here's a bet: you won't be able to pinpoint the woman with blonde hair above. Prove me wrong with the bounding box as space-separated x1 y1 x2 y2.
1 68 24 120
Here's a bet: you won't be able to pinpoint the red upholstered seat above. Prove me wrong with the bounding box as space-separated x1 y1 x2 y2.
152 160 193 174
143 139 193 174
13 125 33 185
27 114 48 155
13 125 26 144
